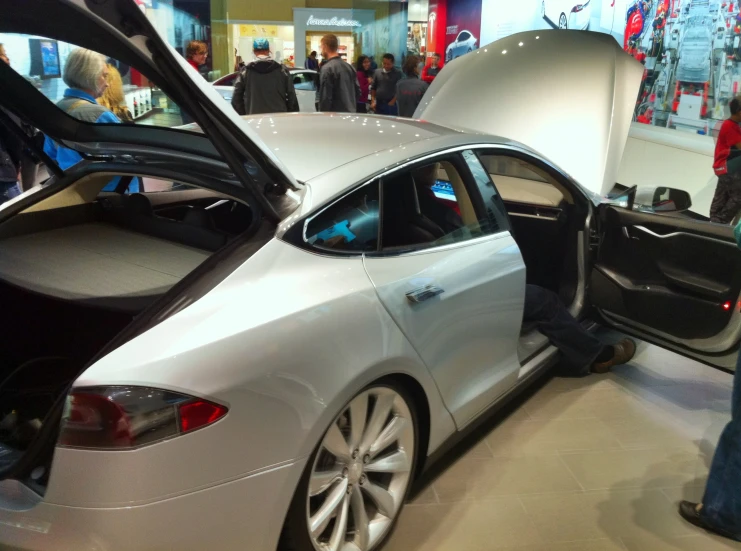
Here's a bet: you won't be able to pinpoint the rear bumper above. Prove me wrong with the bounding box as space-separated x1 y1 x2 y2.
0 461 303 551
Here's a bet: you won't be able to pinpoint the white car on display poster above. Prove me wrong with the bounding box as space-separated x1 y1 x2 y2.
445 30 478 61
542 0 592 29
1 3 740 551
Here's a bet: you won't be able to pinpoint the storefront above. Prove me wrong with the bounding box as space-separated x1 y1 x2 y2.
293 8 375 69
231 23 296 67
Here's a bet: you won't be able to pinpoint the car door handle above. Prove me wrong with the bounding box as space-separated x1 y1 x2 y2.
406 284 445 303
622 226 639 240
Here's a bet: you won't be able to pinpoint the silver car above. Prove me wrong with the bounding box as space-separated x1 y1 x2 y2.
214 68 318 112
1 4 739 551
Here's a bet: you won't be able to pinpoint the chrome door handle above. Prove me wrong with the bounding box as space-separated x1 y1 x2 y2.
406 284 445 303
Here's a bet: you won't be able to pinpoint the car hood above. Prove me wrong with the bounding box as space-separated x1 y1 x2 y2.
0 0 298 215
415 30 644 195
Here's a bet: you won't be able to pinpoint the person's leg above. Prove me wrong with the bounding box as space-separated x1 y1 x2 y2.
0 181 22 205
680 354 741 541
524 285 607 376
710 174 733 224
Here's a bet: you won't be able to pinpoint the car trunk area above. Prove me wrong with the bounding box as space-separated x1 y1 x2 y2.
0 177 264 482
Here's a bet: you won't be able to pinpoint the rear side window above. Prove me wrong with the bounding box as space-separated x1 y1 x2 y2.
305 183 380 253
293 73 316 91
379 158 489 252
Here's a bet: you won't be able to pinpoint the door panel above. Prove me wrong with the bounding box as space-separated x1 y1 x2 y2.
364 234 525 428
591 206 741 369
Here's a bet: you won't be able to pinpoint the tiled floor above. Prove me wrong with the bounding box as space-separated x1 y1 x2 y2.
384 338 741 551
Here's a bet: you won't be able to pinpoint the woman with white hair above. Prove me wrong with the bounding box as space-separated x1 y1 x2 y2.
43 48 138 192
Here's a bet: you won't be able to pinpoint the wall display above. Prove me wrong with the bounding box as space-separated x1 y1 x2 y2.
444 0 482 62
408 22 427 55
627 0 741 135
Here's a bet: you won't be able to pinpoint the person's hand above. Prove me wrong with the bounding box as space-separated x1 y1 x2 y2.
370 100 376 110
389 98 396 107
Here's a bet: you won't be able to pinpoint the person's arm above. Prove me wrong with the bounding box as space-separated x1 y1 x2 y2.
388 74 399 106
231 70 247 116
421 65 433 84
285 71 300 113
318 69 334 111
95 111 121 124
370 70 378 108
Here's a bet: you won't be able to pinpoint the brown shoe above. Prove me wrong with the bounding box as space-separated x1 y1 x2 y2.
591 338 636 374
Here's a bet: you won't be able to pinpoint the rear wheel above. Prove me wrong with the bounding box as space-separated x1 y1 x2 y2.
280 383 418 551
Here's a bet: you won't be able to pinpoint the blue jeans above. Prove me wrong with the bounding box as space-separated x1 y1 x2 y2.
701 353 741 540
0 181 21 205
523 285 604 376
375 100 398 116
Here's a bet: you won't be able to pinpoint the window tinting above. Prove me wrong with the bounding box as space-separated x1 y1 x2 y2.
462 150 510 234
305 183 379 253
380 159 484 252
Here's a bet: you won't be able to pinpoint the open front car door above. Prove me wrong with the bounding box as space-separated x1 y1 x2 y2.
590 203 741 372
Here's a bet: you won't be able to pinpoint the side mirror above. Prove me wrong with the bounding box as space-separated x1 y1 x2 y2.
634 186 692 213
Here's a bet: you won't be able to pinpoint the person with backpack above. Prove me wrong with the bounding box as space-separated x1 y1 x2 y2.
317 34 359 113
231 39 299 116
710 96 741 224
42 48 138 192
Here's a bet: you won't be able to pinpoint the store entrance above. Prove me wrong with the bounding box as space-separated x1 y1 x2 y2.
307 32 354 64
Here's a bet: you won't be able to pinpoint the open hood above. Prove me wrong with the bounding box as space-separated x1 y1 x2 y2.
0 0 298 219
415 31 643 195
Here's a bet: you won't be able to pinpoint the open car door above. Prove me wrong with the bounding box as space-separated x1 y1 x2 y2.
590 204 741 372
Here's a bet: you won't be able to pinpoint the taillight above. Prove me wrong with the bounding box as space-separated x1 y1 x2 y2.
59 387 227 450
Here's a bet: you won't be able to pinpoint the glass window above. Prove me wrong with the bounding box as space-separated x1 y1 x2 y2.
379 157 487 252
476 152 567 208
0 33 192 130
305 183 380 253
292 72 316 91
462 150 510 234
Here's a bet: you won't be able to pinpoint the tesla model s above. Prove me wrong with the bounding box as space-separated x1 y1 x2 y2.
0 4 738 551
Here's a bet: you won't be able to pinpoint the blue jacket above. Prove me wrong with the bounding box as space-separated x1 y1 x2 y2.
44 89 139 192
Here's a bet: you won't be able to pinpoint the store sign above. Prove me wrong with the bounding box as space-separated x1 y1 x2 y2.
306 15 361 28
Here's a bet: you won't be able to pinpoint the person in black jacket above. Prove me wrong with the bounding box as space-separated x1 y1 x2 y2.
231 39 299 116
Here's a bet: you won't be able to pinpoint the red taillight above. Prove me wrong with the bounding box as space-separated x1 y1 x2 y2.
59 387 227 450
179 400 228 433
723 301 732 311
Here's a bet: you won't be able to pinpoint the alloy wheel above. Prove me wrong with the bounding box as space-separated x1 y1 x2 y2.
306 387 415 551
559 13 568 29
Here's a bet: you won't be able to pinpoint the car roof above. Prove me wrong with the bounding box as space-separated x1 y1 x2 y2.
243 113 525 210
243 113 468 183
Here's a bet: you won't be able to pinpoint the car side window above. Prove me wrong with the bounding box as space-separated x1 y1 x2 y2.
459 32 470 41
293 73 316 91
462 150 511 234
304 182 380 253
379 157 489 252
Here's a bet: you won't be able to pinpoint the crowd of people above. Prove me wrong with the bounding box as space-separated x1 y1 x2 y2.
227 33 444 118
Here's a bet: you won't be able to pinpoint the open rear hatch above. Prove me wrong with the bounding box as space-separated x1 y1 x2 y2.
0 0 302 487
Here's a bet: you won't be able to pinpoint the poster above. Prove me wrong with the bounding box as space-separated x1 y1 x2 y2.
407 22 428 56
444 0 482 62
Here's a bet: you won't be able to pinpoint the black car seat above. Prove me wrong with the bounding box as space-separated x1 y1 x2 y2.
382 172 445 248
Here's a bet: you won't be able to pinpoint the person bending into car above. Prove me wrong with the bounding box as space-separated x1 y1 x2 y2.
43 48 138 193
710 96 741 224
413 164 637 375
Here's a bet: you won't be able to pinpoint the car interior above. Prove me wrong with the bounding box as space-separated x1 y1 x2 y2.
0 173 259 457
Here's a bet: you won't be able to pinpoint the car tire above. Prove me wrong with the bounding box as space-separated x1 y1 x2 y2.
279 381 419 551
559 13 568 29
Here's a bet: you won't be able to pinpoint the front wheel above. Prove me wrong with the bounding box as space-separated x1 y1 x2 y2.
280 383 418 551
559 13 568 29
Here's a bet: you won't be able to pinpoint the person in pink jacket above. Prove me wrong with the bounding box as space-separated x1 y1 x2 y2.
356 55 372 113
